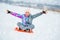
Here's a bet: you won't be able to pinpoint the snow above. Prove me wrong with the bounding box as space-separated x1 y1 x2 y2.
0 3 60 40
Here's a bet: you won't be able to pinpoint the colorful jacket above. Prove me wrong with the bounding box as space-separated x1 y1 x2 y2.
11 12 43 25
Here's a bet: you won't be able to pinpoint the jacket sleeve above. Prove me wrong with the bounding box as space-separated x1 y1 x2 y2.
32 12 43 19
10 12 23 18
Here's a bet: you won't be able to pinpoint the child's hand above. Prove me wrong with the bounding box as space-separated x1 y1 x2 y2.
42 6 48 14
7 10 11 14
42 11 46 14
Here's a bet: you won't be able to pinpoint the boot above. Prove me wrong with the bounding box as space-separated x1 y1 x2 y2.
19 28 22 30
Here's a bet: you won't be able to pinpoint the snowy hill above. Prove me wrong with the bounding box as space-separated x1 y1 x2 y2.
0 3 60 40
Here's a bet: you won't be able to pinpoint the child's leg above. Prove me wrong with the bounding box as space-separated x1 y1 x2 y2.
25 24 34 32
17 22 28 30
28 24 34 29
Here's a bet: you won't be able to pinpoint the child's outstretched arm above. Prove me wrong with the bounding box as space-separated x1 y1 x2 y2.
7 10 22 18
32 11 46 19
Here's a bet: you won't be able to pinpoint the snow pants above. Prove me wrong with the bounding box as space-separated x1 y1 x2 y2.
17 22 34 30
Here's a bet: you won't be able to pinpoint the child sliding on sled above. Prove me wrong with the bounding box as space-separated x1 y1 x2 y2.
6 9 46 32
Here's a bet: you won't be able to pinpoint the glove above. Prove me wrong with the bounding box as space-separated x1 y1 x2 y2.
7 10 11 14
42 11 46 14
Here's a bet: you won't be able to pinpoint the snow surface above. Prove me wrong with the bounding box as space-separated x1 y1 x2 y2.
0 3 60 40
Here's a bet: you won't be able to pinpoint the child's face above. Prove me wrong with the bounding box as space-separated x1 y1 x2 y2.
25 12 30 17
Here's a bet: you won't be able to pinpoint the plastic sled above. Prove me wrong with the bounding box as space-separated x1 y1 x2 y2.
15 27 33 33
